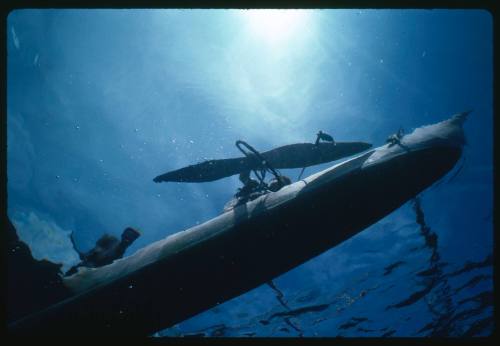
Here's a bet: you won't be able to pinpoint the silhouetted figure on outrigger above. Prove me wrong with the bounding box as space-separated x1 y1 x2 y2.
315 130 335 145
235 170 263 202
227 170 293 210
223 140 295 211
65 227 141 276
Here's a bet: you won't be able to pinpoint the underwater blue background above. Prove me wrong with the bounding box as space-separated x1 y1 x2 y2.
7 9 493 336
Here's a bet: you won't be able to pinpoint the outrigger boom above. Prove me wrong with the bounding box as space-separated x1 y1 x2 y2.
153 141 372 183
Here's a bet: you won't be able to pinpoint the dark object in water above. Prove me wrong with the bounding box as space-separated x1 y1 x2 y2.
7 218 71 322
66 227 141 276
383 261 405 276
386 128 405 147
9 112 469 336
153 141 372 183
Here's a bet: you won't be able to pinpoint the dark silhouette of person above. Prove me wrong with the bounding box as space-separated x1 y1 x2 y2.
235 170 261 199
65 227 140 276
315 130 335 145
235 170 291 199
223 171 268 211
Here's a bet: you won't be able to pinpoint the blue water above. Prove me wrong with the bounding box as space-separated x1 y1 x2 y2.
7 9 493 337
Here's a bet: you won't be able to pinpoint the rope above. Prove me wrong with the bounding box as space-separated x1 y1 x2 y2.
297 167 306 180
235 140 282 184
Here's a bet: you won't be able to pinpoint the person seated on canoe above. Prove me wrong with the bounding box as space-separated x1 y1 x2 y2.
234 171 265 202
386 128 405 147
315 130 335 145
65 227 141 276
228 170 292 207
236 169 292 196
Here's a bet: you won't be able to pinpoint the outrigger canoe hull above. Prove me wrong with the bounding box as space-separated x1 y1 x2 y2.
9 112 468 335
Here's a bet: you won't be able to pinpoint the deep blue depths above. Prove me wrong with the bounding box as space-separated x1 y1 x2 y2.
7 10 493 336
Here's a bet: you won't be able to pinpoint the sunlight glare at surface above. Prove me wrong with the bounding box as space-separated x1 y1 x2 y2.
243 9 310 45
